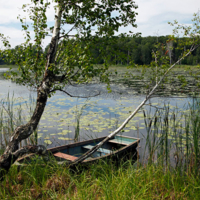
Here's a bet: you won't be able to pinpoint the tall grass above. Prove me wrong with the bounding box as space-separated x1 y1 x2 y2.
143 98 200 174
1 158 200 199
1 94 200 199
0 93 37 151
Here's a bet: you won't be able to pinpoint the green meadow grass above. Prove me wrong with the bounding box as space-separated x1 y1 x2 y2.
0 159 200 199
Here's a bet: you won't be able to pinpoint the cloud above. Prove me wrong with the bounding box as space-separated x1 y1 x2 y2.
136 12 194 36
0 0 199 47
0 0 56 24
0 1 57 48
0 0 30 24
0 26 26 48
135 0 199 23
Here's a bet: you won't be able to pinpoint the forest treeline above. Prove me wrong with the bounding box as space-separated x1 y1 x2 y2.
1 35 200 66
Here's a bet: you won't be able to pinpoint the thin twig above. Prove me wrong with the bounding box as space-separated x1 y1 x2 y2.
59 23 77 39
50 88 100 98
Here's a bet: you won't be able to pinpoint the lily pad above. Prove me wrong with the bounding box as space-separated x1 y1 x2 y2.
44 140 52 145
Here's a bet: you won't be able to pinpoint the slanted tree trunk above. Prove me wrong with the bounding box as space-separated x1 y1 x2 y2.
0 87 49 178
70 47 196 165
0 4 62 178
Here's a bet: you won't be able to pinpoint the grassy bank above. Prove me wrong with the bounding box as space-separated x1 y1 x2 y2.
0 64 199 70
0 159 200 199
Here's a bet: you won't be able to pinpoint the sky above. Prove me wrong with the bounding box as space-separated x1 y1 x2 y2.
0 0 199 48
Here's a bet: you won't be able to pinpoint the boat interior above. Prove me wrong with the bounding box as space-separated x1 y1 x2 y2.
53 135 139 161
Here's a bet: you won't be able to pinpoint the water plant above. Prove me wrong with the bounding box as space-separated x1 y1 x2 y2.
142 97 200 174
0 93 37 150
74 100 90 142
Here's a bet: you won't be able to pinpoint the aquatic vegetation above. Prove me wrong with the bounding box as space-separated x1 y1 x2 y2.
0 90 200 174
0 93 37 149
142 98 200 173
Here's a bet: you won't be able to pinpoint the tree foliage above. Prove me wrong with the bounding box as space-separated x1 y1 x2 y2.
3 35 200 67
0 0 138 177
1 0 138 89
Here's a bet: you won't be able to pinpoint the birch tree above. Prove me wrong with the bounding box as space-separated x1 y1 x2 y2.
0 0 138 178
0 0 200 179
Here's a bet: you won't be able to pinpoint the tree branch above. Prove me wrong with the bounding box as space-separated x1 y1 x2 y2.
50 88 100 98
59 34 76 39
54 69 80 84
12 145 47 159
59 23 77 39
54 74 67 82
69 44 197 165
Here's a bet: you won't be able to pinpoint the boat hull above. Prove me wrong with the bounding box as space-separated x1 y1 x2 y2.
16 135 140 165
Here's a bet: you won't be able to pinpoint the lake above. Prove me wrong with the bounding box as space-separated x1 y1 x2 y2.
0 67 198 161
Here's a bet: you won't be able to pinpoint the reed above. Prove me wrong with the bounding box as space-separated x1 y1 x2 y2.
143 97 200 174
187 98 200 174
74 100 89 142
0 93 37 151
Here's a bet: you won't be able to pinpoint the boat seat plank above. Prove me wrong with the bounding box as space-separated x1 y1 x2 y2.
54 152 78 161
83 145 112 154
108 138 133 146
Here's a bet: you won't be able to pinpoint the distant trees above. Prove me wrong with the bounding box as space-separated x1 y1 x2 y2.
102 36 200 66
43 35 200 66
0 57 5 65
2 35 200 67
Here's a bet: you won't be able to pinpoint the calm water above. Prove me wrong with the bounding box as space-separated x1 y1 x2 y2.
0 68 198 163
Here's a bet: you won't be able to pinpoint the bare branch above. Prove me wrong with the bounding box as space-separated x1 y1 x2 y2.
50 88 100 98
70 44 197 165
59 24 77 39
12 145 46 159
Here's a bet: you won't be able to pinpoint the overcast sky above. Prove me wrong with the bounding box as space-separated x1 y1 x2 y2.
0 0 199 48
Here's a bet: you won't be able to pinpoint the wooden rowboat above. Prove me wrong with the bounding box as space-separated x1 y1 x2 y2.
16 135 140 165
